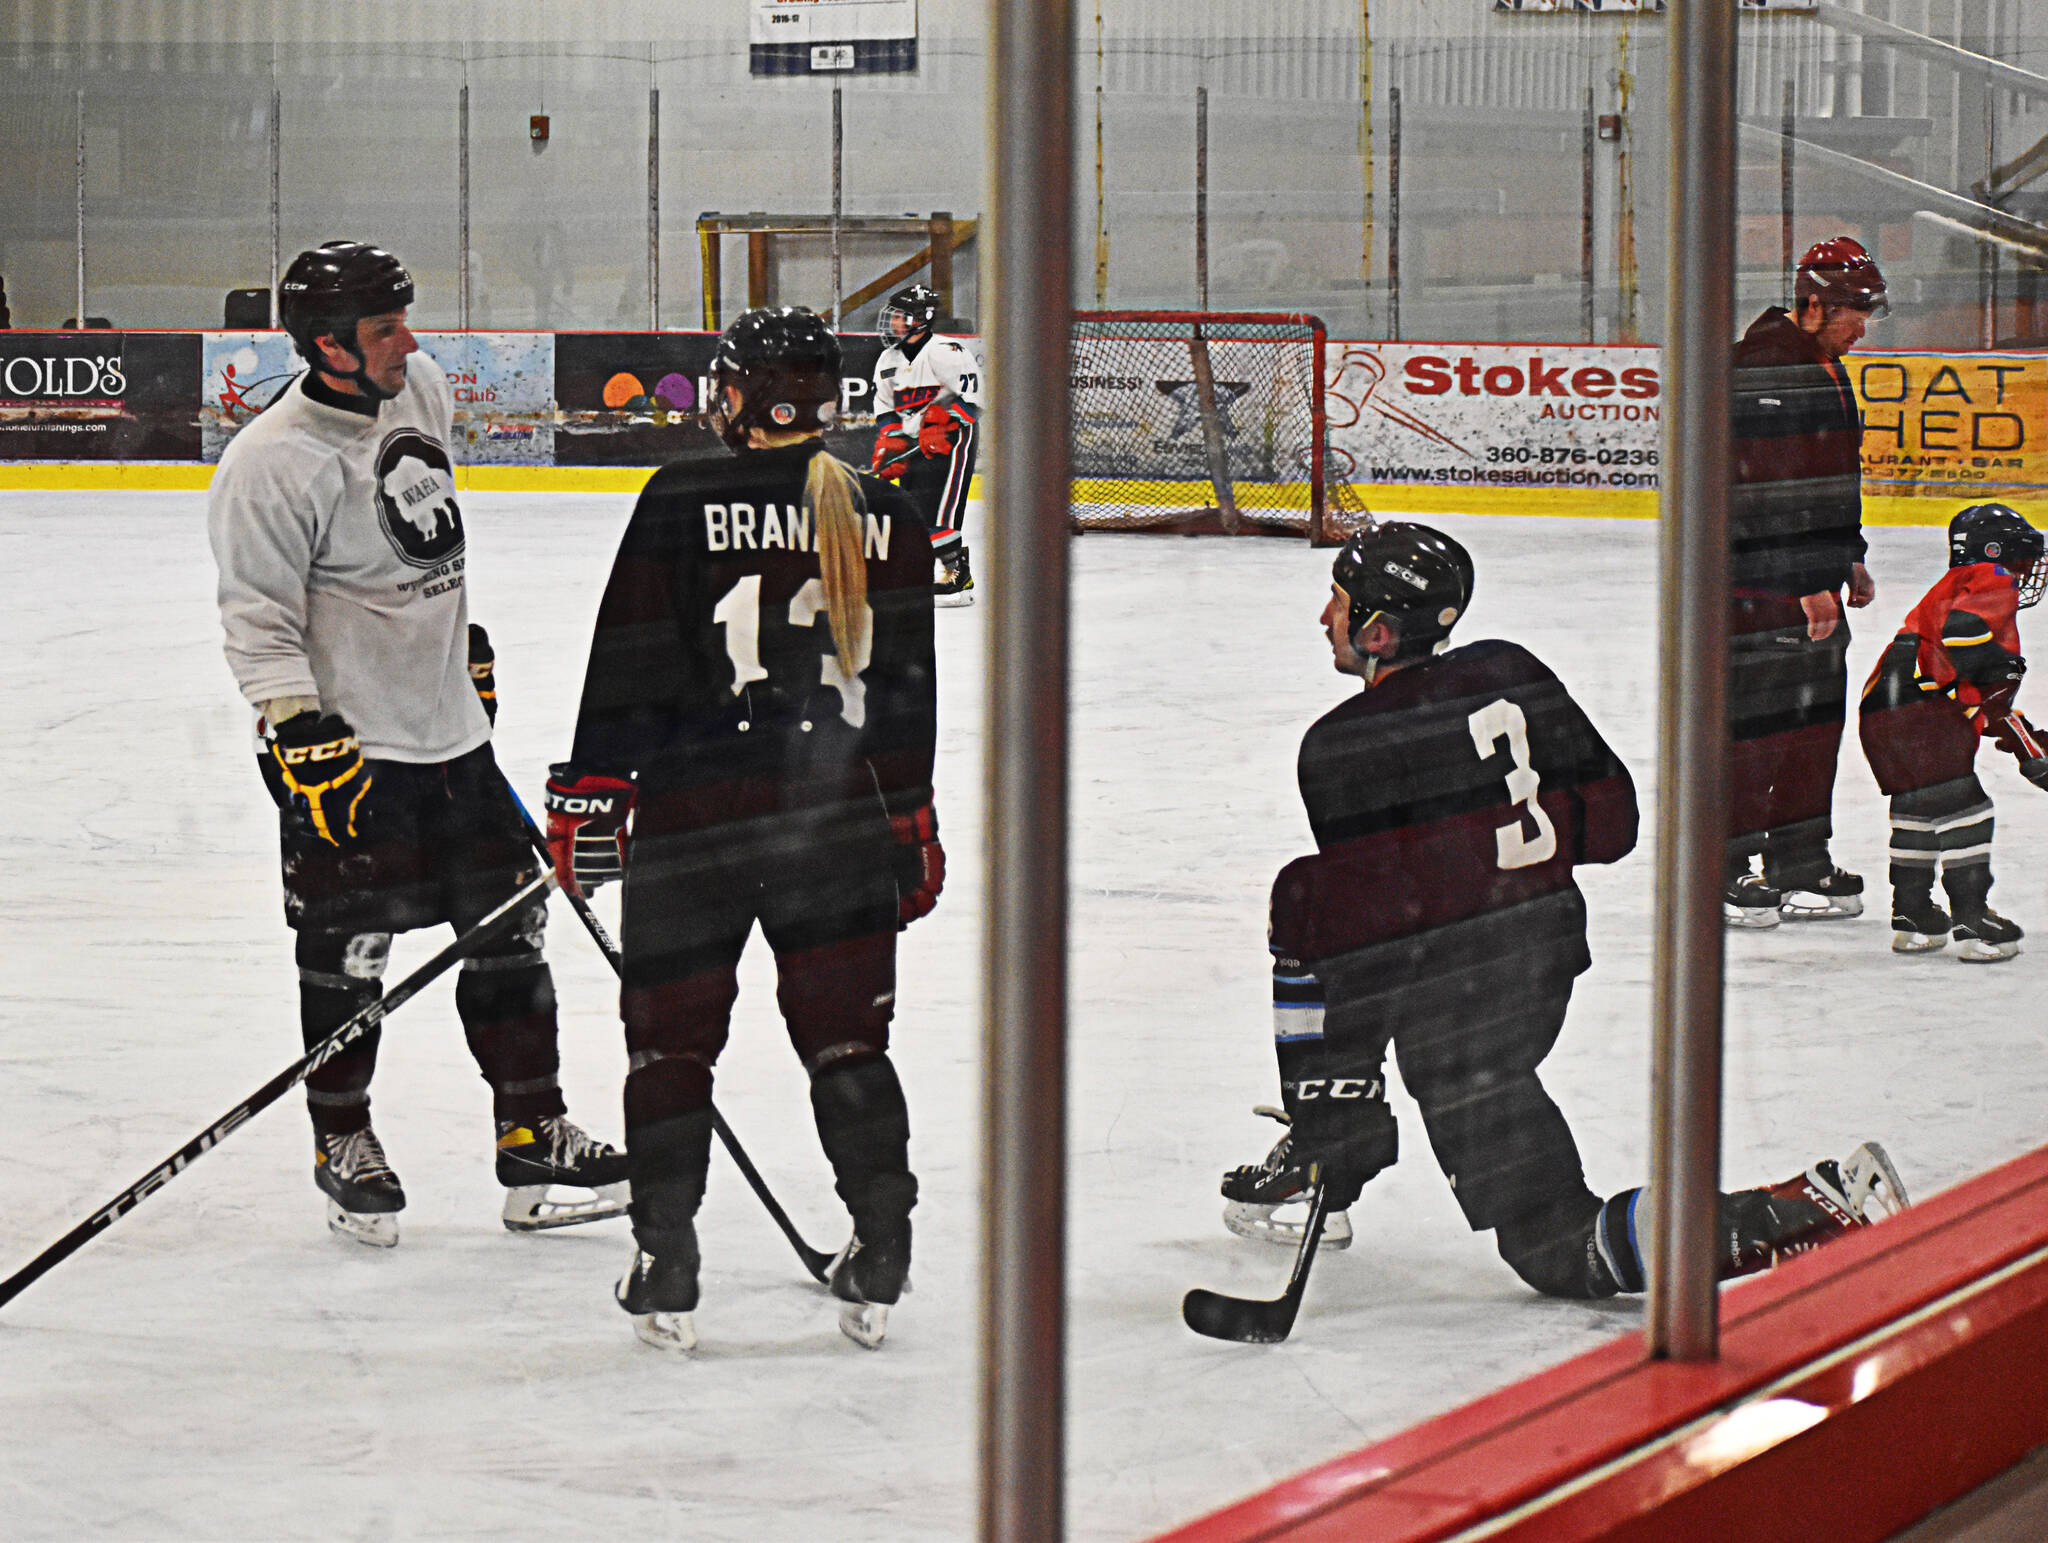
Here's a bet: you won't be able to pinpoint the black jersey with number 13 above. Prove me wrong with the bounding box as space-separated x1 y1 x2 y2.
568 442 936 828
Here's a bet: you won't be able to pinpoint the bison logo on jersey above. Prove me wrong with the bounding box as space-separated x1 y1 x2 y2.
373 429 465 569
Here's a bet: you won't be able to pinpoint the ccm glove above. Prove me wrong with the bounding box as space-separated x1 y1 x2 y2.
872 427 915 479
468 623 497 724
544 763 635 897
890 802 946 926
263 712 372 848
917 402 962 459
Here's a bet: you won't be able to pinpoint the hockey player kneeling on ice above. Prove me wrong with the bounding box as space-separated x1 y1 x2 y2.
1221 523 1909 1300
550 306 939 1353
207 241 628 1249
1859 503 2048 963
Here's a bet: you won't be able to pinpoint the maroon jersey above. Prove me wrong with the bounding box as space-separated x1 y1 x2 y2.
1272 640 1637 986
568 441 936 833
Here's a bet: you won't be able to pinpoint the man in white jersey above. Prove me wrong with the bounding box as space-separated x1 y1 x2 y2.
207 241 627 1248
870 284 981 606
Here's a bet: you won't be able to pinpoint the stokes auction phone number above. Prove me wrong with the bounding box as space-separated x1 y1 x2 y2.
1485 446 1659 466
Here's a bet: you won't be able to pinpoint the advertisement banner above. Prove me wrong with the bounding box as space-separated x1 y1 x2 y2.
0 333 202 460
750 0 917 74
553 331 888 468
1849 350 2047 501
203 332 555 465
1327 340 1665 498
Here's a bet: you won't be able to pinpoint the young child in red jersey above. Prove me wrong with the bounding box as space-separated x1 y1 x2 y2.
1860 503 2048 961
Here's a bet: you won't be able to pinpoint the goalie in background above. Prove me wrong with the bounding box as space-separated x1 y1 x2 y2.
871 284 981 606
1220 521 1906 1301
1860 503 2048 962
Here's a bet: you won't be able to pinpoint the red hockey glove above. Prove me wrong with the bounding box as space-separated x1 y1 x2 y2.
468 623 497 725
262 711 372 848
872 428 915 480
544 764 635 897
917 402 961 459
890 803 945 926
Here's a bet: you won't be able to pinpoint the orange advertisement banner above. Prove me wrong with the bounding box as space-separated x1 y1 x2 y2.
1851 350 2046 500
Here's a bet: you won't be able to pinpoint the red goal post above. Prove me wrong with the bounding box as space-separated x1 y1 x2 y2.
1068 311 1368 546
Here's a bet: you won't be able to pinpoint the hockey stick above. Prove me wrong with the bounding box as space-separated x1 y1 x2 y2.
0 870 555 1313
1182 1173 1331 1344
511 795 838 1283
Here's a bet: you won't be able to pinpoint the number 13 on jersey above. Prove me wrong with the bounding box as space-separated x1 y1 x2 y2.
713 574 873 728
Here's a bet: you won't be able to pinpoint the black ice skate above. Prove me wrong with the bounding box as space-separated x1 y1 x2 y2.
1953 909 2023 963
1775 866 1863 922
1890 893 1951 954
1219 1106 1353 1252
1722 873 1783 930
496 1116 631 1232
934 546 975 609
617 1240 699 1354
314 1126 405 1248
1727 1141 1910 1274
829 1230 911 1350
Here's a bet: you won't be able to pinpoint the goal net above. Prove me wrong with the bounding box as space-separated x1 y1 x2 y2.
1068 311 1368 544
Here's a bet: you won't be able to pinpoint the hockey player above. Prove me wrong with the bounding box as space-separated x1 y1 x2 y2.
1221 522 1905 1299
1859 503 2048 961
870 284 981 606
1725 237 1886 928
547 306 940 1353
207 241 628 1249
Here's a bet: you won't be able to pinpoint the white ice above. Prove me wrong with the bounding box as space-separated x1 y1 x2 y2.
4 492 2045 1541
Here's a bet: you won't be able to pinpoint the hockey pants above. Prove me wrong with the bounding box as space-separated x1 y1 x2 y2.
1727 594 1850 885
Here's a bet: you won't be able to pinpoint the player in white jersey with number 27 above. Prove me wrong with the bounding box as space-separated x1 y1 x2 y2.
871 284 982 606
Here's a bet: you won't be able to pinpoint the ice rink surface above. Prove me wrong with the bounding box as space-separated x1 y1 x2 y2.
4 491 2046 1541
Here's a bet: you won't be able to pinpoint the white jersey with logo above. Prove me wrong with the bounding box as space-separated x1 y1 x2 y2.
208 349 490 764
872 334 983 434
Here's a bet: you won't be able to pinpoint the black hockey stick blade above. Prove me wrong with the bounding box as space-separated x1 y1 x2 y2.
1182 1179 1330 1344
510 793 837 1283
0 870 555 1313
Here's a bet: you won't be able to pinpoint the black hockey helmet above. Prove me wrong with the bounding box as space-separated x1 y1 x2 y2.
708 306 842 452
1331 521 1475 659
279 241 415 398
879 284 941 347
1950 503 2047 608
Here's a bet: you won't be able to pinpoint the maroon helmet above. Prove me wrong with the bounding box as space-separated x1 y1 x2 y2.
1795 236 1888 317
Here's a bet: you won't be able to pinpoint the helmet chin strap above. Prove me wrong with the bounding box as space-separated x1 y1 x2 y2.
319 328 401 404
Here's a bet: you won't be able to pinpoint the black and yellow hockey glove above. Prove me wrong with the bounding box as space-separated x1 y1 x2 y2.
263 711 372 847
468 622 498 725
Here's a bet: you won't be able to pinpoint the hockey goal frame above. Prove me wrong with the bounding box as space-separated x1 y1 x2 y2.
1068 310 1360 546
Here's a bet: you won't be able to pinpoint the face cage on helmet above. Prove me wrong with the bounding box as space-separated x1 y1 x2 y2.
880 301 934 344
2017 561 2048 610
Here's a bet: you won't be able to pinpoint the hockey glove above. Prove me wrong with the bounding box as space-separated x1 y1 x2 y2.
917 402 962 459
468 622 497 725
872 427 915 480
544 764 635 897
890 802 946 926
263 711 372 848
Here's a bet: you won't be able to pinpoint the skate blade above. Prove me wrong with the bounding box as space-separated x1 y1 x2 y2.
501 1180 630 1232
1780 893 1863 921
1813 1142 1911 1221
1723 906 1781 930
1223 1200 1353 1251
632 1311 698 1354
327 1199 399 1248
935 590 975 609
839 1301 890 1349
1956 937 2021 963
1891 930 1948 954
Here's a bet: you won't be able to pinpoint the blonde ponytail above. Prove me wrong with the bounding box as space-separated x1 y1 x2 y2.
806 448 871 677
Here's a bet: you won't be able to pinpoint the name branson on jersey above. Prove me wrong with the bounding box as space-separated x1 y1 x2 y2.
703 503 894 559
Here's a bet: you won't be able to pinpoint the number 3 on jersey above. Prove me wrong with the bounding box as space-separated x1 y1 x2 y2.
713 574 873 728
1467 698 1556 870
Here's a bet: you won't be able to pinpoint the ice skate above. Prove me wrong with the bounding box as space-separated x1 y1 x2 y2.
934 546 975 608
617 1243 699 1354
496 1116 631 1232
829 1232 911 1350
1728 1141 1909 1273
1953 909 2023 963
1220 1107 1353 1252
1776 866 1863 921
1723 873 1782 930
1890 893 1951 954
314 1126 404 1248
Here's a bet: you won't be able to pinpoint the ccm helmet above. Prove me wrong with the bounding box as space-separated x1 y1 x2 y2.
1794 236 1888 318
708 306 842 452
1331 520 1475 660
278 241 415 399
879 284 941 349
1950 503 2047 608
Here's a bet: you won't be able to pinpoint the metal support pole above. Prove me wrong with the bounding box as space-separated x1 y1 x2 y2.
983 0 1073 1535
1984 89 1998 348
1582 86 1596 342
649 86 661 331
459 84 472 330
832 86 843 327
1780 79 1796 306
269 86 281 327
1093 4 1108 308
1651 0 1735 1364
74 88 85 328
1195 85 1209 312
1387 84 1402 342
